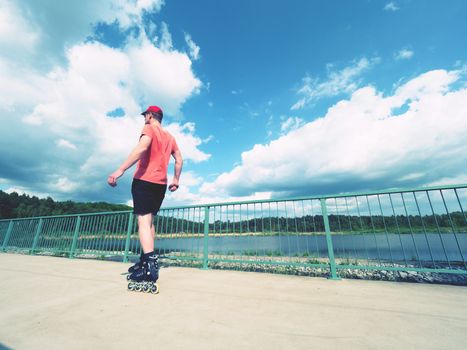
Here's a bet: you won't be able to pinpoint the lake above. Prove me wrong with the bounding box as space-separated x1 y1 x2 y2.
153 232 467 263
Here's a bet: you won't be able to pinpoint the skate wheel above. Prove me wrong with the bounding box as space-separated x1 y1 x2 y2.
135 283 142 292
143 284 150 293
127 282 135 291
150 284 159 294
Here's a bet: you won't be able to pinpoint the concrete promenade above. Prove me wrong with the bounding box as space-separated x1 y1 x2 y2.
0 253 466 350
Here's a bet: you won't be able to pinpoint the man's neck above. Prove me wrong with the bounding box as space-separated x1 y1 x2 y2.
149 119 161 127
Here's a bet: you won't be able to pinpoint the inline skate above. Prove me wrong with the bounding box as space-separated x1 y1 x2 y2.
127 253 160 294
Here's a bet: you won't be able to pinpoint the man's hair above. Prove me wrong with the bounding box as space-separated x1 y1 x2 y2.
151 111 163 122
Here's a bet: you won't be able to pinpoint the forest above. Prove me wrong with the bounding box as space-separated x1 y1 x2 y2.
0 190 131 219
154 212 467 234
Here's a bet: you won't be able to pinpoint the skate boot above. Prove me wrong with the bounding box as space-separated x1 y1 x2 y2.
127 253 160 294
126 252 144 280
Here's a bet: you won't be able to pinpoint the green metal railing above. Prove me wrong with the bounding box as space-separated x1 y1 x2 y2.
1 184 466 281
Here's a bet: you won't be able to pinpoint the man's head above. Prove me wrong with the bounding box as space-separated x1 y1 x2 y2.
141 105 163 123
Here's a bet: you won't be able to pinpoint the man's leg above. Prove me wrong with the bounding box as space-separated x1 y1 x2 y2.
137 213 155 253
151 219 156 240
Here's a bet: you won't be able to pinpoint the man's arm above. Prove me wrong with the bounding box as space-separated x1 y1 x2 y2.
168 150 183 192
107 135 151 187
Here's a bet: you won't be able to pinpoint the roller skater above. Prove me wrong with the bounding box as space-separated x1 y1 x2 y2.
108 105 183 294
127 252 160 293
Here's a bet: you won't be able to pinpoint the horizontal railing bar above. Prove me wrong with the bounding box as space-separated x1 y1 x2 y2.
161 183 467 210
0 210 132 223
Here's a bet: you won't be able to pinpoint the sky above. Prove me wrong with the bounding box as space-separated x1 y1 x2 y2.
0 0 466 208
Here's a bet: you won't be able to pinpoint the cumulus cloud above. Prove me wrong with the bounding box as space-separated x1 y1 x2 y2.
1 0 163 70
165 123 211 163
201 68 467 199
291 57 380 110
0 0 208 204
162 170 204 205
127 37 202 115
395 48 414 60
0 0 39 56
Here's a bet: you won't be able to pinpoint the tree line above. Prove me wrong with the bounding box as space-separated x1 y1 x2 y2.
0 190 131 219
154 212 466 234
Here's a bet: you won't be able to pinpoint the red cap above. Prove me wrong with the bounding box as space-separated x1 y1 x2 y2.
141 105 163 116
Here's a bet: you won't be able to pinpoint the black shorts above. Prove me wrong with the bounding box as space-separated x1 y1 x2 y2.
131 179 167 215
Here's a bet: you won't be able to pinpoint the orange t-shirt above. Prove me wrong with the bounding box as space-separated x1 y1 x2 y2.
133 124 179 185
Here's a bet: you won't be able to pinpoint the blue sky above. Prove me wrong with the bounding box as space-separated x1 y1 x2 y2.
0 0 466 207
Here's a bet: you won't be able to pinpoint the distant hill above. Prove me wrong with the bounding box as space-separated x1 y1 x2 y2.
0 190 131 219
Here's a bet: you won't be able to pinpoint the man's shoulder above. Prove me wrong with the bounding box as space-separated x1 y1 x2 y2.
148 124 176 143
162 129 178 149
159 127 175 140
141 124 154 133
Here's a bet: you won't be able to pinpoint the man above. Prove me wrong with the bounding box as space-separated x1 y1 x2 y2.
108 105 182 291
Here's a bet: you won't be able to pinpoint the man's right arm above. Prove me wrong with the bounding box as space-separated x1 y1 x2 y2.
107 135 151 187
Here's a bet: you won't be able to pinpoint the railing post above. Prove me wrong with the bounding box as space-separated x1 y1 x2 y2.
123 213 134 263
2 220 14 251
202 206 210 270
69 216 82 258
320 198 340 280
30 218 44 255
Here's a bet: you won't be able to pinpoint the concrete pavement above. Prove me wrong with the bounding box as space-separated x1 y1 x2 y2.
0 253 466 350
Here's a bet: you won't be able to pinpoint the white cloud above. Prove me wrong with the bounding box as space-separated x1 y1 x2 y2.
0 58 50 111
0 0 164 70
184 33 200 61
384 2 400 11
165 123 211 163
291 57 380 110
0 0 207 204
202 68 467 198
280 117 305 134
146 21 158 43
158 22 173 51
0 0 39 56
54 177 79 193
4 186 50 199
425 174 467 187
161 171 271 208
203 135 214 143
163 171 204 205
127 37 202 116
110 0 164 29
395 49 414 60
56 139 78 151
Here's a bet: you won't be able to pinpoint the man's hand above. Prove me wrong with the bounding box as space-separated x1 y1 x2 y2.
108 169 124 187
168 181 179 192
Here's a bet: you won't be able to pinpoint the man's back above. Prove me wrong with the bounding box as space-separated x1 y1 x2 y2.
134 123 179 185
